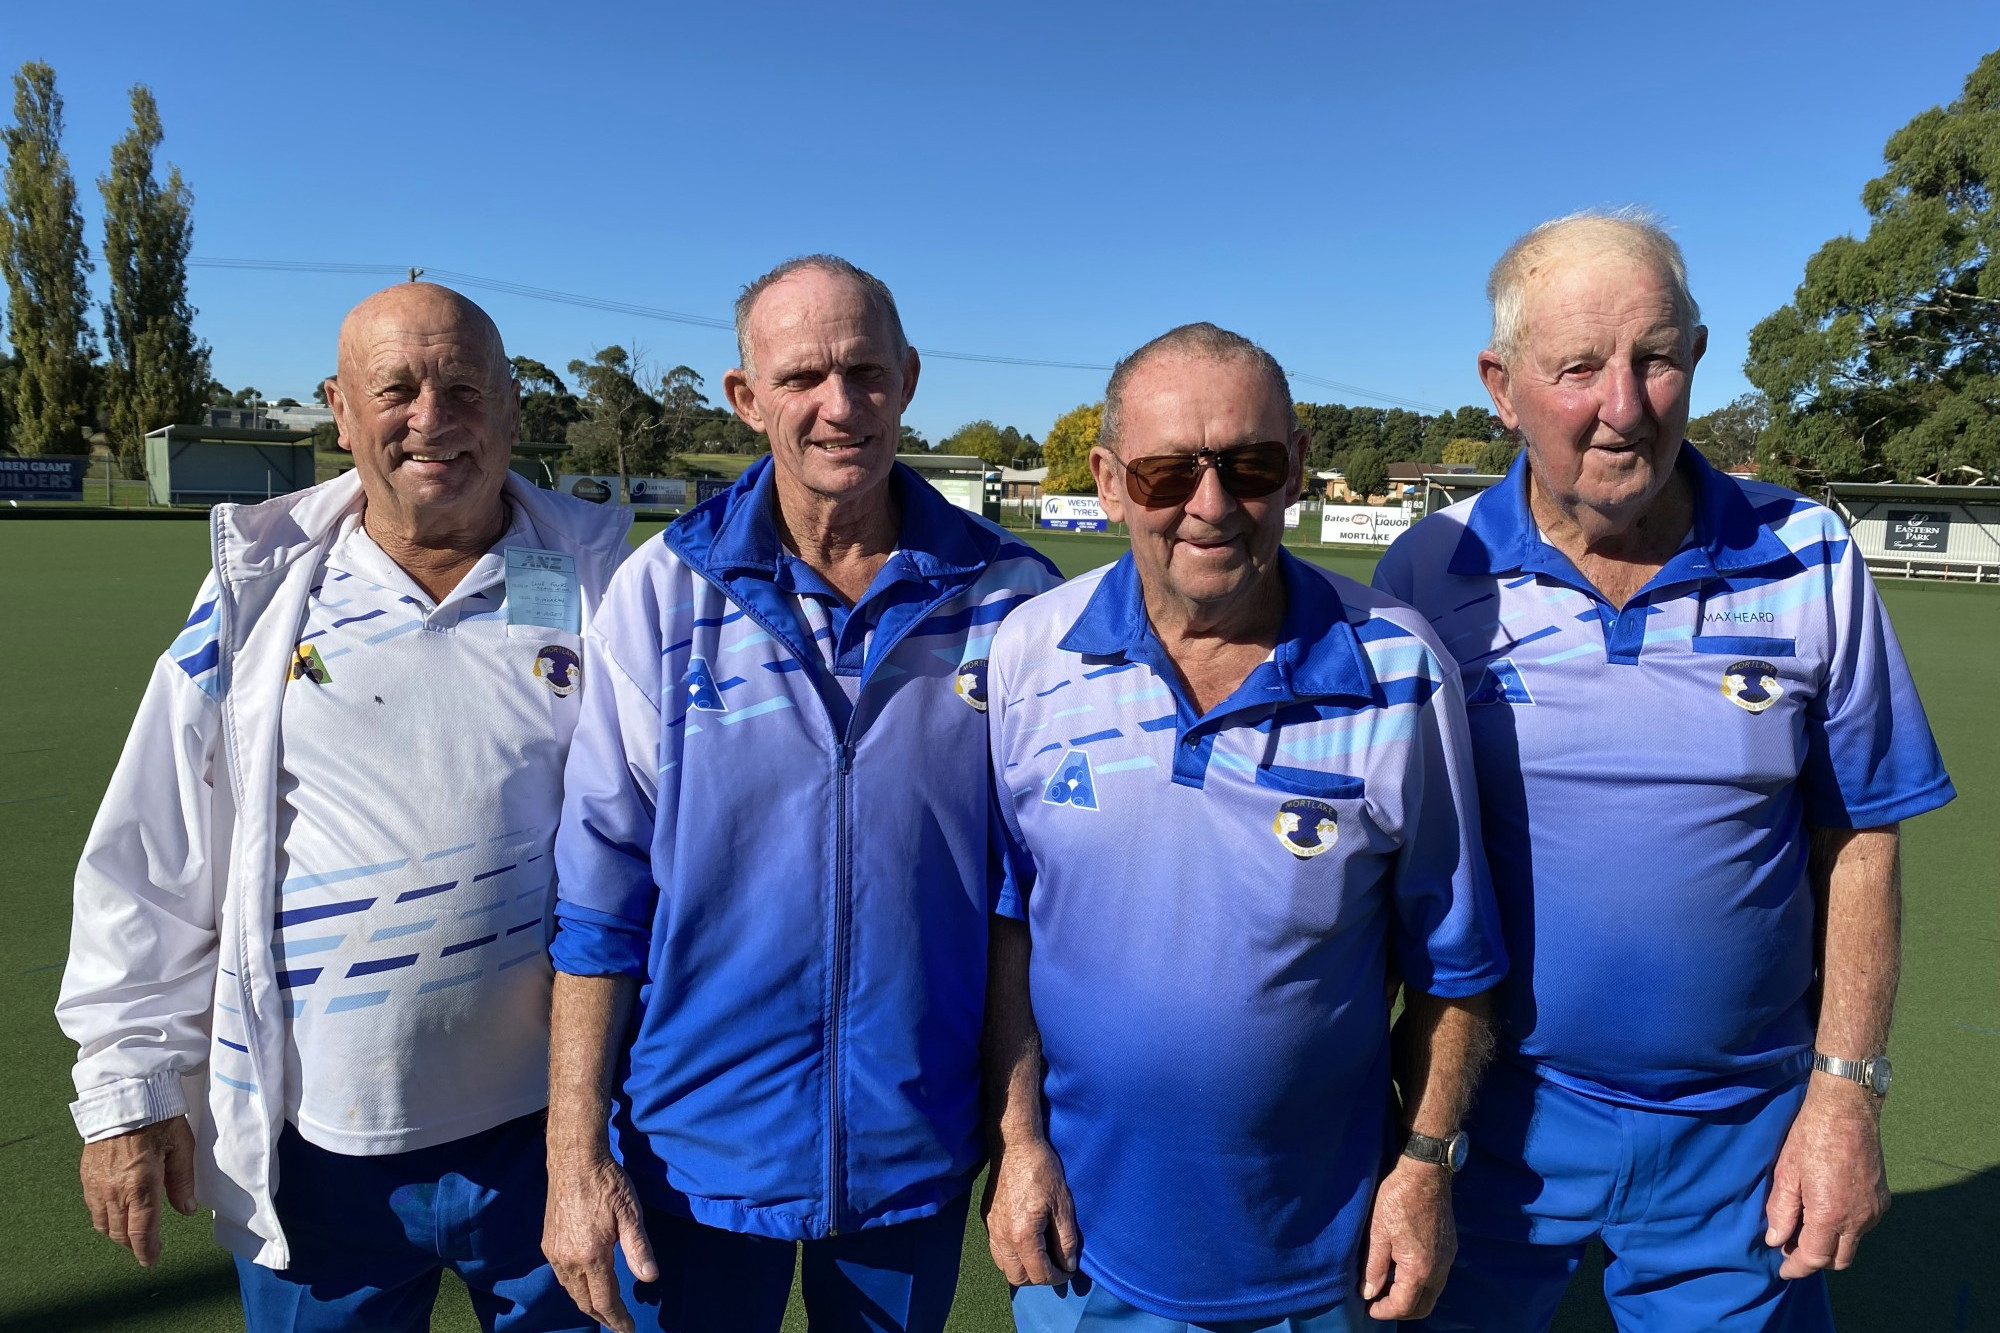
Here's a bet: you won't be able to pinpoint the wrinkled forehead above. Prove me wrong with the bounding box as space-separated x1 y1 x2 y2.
747 272 898 371
1117 353 1291 455
1520 253 1689 347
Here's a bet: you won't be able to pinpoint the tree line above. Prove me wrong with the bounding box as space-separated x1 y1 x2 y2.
6 47 1992 492
1 62 208 475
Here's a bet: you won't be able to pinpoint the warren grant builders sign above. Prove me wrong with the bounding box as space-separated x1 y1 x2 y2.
1319 503 1414 547
0 456 86 501
1884 509 1950 554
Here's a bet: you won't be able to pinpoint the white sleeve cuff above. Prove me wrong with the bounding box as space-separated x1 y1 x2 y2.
70 1071 190 1143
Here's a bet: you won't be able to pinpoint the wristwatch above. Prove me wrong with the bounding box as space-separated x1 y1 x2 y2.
1401 1129 1469 1173
1811 1050 1892 1098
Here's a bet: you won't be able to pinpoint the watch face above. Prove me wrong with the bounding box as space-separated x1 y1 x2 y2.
1448 1132 1470 1173
1867 1057 1893 1096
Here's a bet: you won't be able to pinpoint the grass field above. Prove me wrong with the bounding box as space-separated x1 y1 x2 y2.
1 519 1993 1332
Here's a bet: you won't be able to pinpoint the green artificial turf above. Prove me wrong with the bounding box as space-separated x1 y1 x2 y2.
1 519 1992 1331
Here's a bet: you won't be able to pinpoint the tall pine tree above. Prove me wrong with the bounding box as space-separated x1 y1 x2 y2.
99 85 209 477
1 62 95 456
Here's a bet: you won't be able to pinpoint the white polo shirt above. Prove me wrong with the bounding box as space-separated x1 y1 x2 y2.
271 505 586 1154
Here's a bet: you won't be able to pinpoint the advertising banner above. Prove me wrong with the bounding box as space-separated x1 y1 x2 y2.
1884 509 1950 553
1284 502 1302 530
557 475 692 508
927 475 983 514
1040 494 1109 531
0 456 87 501
1319 503 1414 547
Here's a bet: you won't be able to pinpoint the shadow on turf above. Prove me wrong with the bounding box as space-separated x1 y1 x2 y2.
5 1260 241 1333
1547 1165 1999 1332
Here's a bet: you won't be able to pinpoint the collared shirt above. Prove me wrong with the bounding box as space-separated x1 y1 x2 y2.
1373 446 1954 1111
552 458 1063 1240
990 551 1506 1322
271 505 586 1153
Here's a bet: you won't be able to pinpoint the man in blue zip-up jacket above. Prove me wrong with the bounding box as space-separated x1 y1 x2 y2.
543 255 1062 1333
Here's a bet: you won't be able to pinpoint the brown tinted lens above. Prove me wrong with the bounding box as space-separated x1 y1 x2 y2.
1220 443 1291 498
1122 455 1201 508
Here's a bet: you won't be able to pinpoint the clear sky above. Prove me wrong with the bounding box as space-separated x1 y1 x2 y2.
3 2 1993 444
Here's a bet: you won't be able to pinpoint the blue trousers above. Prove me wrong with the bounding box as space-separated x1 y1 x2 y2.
611 1189 971 1333
1013 1272 1354 1332
236 1114 588 1333
1410 1059 1833 1333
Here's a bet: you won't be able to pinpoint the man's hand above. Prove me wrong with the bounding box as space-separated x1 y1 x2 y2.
80 1117 198 1267
543 1149 658 1333
1360 1158 1455 1321
1765 1079 1889 1279
982 1134 1080 1287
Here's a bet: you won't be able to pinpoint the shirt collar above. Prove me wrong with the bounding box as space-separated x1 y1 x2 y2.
1058 548 1373 702
1447 443 1792 581
707 455 988 583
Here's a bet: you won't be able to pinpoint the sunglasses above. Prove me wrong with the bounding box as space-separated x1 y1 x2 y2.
1113 441 1294 509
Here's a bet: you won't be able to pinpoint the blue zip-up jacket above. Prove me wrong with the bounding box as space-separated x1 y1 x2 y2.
552 457 1062 1240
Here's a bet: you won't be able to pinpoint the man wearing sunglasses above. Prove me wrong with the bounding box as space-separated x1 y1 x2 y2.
981 322 1506 1330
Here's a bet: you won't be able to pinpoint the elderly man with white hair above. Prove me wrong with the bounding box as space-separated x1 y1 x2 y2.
1376 213 1955 1331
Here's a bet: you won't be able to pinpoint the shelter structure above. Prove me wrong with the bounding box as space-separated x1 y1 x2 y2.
1824 482 2000 583
900 453 1001 520
143 424 316 507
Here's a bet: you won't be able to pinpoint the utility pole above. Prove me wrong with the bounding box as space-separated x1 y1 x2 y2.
408 266 423 283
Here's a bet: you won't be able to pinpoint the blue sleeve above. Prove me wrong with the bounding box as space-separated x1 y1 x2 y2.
1799 534 1955 829
1389 636 1508 998
986 625 1037 922
552 566 668 979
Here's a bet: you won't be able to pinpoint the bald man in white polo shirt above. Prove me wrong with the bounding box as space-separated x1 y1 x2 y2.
58 284 630 1332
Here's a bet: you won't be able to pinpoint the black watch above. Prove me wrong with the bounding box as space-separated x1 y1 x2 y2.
1401 1129 1469 1173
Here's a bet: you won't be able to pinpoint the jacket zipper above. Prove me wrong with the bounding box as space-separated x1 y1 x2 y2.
827 738 855 1234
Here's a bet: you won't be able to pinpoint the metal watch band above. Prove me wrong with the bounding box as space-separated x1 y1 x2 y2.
1811 1050 1891 1097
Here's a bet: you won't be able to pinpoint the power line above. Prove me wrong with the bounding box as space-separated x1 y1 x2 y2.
187 256 1448 410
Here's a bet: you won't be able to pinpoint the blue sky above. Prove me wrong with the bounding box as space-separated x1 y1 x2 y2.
4 2 1993 444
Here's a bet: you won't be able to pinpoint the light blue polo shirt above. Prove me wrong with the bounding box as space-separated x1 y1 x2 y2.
1373 446 1954 1112
990 551 1506 1322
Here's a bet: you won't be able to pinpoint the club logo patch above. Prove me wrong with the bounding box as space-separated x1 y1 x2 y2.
535 645 581 697
1273 798 1339 859
955 658 989 712
291 643 332 685
1042 749 1100 810
1466 656 1534 707
1721 659 1784 714
684 656 728 712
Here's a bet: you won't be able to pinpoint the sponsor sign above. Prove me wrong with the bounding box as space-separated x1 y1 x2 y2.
1884 509 1950 554
1040 494 1109 532
557 474 693 508
1284 502 1302 530
0 455 87 501
1319 503 1414 547
928 475 983 514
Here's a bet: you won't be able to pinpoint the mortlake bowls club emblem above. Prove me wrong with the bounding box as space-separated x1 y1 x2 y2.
955 658 989 712
1721 659 1783 714
291 643 332 685
535 644 582 697
1273 798 1339 859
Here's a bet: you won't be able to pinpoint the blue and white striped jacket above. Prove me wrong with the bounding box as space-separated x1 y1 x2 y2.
553 457 1062 1240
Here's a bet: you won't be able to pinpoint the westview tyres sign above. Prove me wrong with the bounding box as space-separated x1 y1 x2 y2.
0 456 86 501
1320 503 1413 546
1885 509 1950 553
1040 495 1108 531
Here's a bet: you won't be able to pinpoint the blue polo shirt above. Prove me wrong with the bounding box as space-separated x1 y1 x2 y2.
1373 447 1953 1112
990 551 1506 1322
